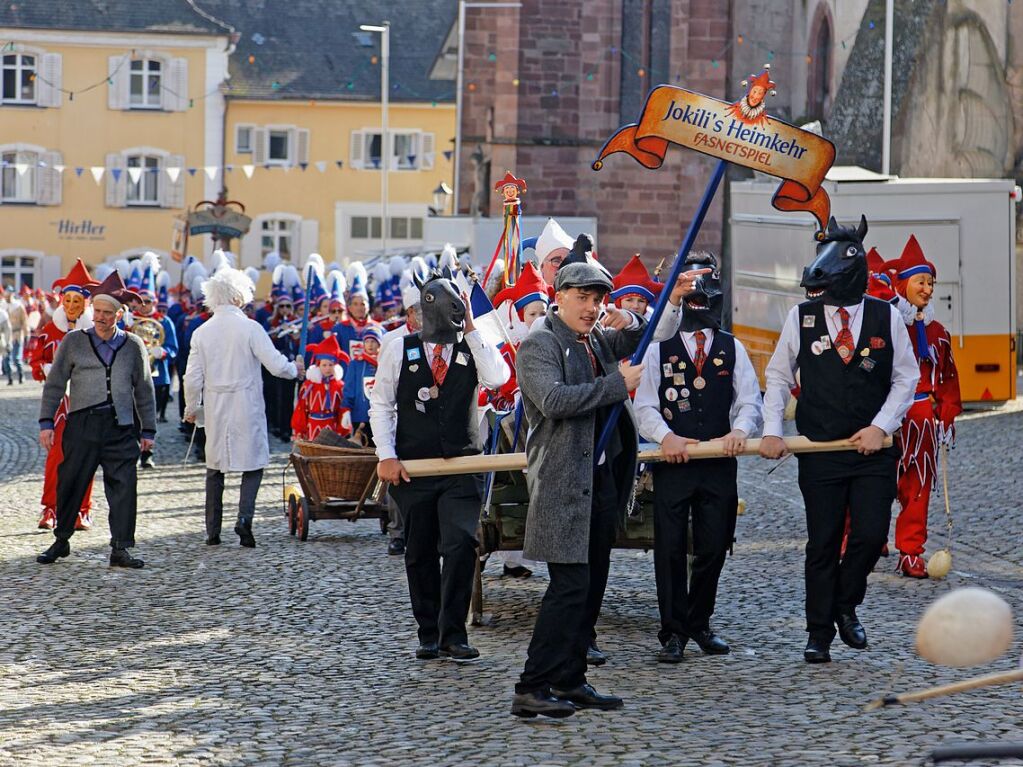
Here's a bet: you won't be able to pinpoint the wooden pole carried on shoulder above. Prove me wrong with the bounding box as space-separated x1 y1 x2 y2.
400 435 892 478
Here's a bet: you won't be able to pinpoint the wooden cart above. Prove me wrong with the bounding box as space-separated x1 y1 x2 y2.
283 440 391 541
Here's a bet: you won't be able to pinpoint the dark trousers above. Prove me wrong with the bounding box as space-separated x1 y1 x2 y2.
177 369 187 420
55 409 139 548
205 468 264 537
798 449 897 640
517 463 618 694
272 378 296 437
155 384 170 420
390 474 481 647
653 458 736 645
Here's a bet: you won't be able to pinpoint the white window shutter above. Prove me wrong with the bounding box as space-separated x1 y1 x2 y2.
350 130 364 169
108 55 128 110
253 128 269 165
163 153 185 208
421 132 435 170
296 128 310 165
105 153 127 207
37 53 62 108
166 57 188 111
37 150 62 205
299 219 319 261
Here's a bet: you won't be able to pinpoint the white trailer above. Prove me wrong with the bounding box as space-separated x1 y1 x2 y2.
730 168 1018 402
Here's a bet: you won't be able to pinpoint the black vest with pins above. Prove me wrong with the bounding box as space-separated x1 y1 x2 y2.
395 333 480 461
795 298 894 441
657 330 735 441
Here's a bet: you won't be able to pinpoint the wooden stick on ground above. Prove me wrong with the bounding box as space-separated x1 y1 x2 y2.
864 668 1023 712
401 435 893 478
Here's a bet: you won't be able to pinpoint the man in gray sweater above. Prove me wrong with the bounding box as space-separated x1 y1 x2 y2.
36 272 156 568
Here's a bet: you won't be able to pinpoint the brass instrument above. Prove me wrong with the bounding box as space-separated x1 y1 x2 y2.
132 316 166 375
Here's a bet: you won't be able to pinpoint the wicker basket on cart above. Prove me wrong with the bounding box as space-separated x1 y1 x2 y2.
293 440 378 500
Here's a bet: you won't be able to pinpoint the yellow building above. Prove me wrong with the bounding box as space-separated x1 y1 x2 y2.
0 1 458 290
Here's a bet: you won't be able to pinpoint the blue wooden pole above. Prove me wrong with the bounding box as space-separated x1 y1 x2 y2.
297 264 314 358
593 159 727 466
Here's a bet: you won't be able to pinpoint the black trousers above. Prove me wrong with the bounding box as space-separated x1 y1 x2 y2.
273 378 296 437
155 384 171 419
653 458 737 645
390 473 481 647
205 468 264 537
177 369 187 420
55 409 139 549
517 463 618 694
798 448 897 640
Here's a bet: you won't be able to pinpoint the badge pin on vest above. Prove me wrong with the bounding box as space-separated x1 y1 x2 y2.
663 407 673 421
819 335 831 349
417 386 431 402
678 400 692 412
713 357 723 366
407 348 421 361
662 363 673 378
415 401 427 413
665 388 678 402
456 352 469 366
860 347 870 356
803 315 816 328
693 376 706 390
811 341 824 356
668 355 679 364
673 374 685 386
409 364 419 372
429 385 439 399
679 387 691 398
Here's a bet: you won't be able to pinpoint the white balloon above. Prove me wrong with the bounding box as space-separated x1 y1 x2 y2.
916 587 1013 667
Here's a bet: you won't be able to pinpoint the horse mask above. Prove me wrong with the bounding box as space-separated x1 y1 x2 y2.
800 215 869 306
680 251 723 332
414 271 465 345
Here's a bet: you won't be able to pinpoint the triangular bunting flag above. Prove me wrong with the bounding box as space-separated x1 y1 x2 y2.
111 168 122 182
75 167 84 177
335 160 344 169
90 166 105 184
407 155 416 167
166 167 181 182
443 150 453 161
242 164 255 179
315 160 327 173
204 166 218 180
127 167 142 184
282 164 291 174
187 168 197 177
14 163 28 176
299 162 308 171
225 164 234 172
54 164 65 174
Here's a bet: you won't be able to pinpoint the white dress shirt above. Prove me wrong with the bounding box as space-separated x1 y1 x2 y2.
761 300 918 438
634 328 763 444
369 329 510 461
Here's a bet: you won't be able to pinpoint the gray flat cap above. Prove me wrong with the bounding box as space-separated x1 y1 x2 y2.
554 261 613 293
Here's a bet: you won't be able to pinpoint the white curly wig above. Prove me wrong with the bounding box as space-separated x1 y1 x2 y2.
202 267 254 309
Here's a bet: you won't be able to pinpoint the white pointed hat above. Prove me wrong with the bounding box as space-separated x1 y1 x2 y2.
534 218 574 261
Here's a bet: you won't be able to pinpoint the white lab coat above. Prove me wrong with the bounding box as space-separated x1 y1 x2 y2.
184 304 298 472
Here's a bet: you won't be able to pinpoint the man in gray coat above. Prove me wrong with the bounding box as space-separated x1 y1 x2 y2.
510 257 706 718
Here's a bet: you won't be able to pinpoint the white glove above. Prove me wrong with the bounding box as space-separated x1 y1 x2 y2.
148 345 166 360
341 411 352 432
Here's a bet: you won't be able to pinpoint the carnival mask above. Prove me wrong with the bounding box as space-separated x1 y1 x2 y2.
62 291 86 322
415 271 465 345
680 251 723 332
800 215 869 307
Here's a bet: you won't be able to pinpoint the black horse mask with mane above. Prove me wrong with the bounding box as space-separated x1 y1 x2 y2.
800 215 869 306
414 270 465 345
680 251 724 332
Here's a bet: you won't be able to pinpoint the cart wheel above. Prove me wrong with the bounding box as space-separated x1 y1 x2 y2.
287 495 299 536
298 496 310 542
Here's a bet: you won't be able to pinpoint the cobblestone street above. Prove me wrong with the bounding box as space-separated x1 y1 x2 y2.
0 382 1021 767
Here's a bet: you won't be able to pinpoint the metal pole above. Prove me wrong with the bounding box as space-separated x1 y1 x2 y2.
382 21 390 256
881 0 893 175
454 0 466 214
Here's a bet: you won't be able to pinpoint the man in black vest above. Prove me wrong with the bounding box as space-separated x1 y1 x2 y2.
634 252 762 662
759 217 917 663
369 272 509 662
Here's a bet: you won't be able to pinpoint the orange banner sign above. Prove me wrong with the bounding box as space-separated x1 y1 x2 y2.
593 83 836 231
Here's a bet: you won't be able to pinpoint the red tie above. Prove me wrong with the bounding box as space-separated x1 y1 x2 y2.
431 344 448 386
693 330 707 374
577 334 599 375
835 307 854 365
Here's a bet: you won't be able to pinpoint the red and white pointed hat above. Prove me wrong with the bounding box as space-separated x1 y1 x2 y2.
492 262 550 319
611 254 662 306
51 258 99 295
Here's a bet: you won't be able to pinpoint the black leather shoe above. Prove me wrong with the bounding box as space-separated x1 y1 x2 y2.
550 683 624 711
235 522 256 548
139 453 155 469
415 642 440 660
387 537 405 556
109 548 144 569
804 637 832 664
657 635 685 663
440 643 480 662
205 535 221 546
511 690 576 719
36 539 70 564
837 613 868 649
586 641 607 666
690 629 730 655
503 564 533 578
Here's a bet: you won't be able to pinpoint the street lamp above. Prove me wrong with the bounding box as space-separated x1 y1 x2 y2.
432 181 453 215
454 1 521 214
361 22 390 255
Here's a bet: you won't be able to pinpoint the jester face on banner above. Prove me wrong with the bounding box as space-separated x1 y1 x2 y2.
800 215 869 307
414 270 465 345
679 251 723 332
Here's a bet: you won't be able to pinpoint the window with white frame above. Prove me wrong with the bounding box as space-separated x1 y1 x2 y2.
2 54 35 104
1 149 36 202
125 154 161 205
0 254 37 291
129 57 163 109
351 129 435 171
267 129 291 164
251 126 309 167
236 124 253 154
261 218 295 260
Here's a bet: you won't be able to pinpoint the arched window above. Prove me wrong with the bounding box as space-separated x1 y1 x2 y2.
807 7 833 120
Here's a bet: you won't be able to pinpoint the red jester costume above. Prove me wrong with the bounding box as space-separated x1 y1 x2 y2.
291 334 350 440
